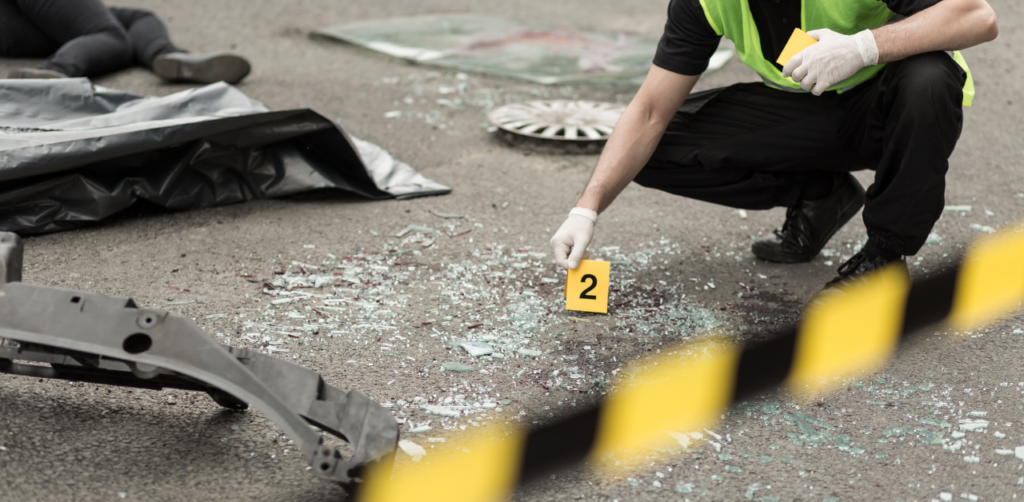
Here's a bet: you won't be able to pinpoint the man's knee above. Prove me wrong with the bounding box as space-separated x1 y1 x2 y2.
103 25 134 64
887 52 965 105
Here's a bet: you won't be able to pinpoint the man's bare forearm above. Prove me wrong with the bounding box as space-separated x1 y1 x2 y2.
574 101 672 213
575 67 700 213
874 0 998 64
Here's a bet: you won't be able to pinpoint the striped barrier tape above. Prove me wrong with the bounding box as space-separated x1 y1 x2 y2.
356 221 1024 502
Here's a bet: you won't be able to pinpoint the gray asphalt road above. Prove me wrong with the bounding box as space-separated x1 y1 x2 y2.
1 1 1023 501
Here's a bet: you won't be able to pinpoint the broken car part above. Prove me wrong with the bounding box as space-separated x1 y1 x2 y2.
0 238 397 489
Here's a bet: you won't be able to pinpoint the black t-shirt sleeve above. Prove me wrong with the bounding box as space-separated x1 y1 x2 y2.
653 0 723 76
883 0 943 16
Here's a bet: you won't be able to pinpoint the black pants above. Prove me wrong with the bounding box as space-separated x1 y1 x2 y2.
634 51 966 256
0 0 182 77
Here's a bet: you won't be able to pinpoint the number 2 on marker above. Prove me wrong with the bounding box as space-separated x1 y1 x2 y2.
579 274 598 300
565 260 610 314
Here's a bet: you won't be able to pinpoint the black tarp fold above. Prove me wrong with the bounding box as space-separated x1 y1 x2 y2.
0 79 449 234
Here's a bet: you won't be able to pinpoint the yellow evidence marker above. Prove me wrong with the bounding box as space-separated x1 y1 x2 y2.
777 28 818 66
565 259 611 314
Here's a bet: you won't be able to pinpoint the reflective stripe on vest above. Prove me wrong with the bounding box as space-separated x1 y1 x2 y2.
698 0 975 107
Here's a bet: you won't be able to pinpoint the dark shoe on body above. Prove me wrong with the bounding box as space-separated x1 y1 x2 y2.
824 251 907 288
153 52 251 84
752 173 866 263
8 68 68 79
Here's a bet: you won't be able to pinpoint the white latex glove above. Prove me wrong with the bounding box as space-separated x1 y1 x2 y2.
550 210 596 270
783 28 878 96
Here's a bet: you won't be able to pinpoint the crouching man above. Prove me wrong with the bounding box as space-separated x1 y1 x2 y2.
550 0 997 286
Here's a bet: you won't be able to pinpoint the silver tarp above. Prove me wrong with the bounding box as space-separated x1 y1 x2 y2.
0 78 450 234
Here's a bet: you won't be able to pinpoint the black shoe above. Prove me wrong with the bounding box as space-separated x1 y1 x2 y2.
825 251 907 288
8 68 68 79
751 173 865 263
153 52 251 84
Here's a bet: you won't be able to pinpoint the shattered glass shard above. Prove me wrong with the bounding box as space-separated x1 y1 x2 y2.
420 404 461 418
398 440 427 461
457 340 493 357
744 483 762 499
518 348 543 358
914 428 944 445
958 419 989 431
795 420 818 437
789 412 835 430
919 417 952 428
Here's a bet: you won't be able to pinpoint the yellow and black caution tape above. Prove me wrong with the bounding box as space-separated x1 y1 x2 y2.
357 222 1024 502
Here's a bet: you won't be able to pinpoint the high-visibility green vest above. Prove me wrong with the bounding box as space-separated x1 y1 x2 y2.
698 0 975 106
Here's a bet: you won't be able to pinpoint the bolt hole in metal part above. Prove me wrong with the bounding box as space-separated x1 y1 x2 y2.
70 296 80 303
136 311 160 329
122 333 152 354
321 463 331 471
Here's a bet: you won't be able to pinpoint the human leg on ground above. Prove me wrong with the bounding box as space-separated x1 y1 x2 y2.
12 0 132 77
110 7 250 84
108 7 181 68
0 0 60 58
0 0 68 78
118 7 252 85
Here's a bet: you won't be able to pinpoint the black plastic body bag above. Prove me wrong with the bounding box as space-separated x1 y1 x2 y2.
0 79 449 234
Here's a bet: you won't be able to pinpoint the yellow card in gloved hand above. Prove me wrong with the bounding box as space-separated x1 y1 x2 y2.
565 259 610 314
777 28 818 66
